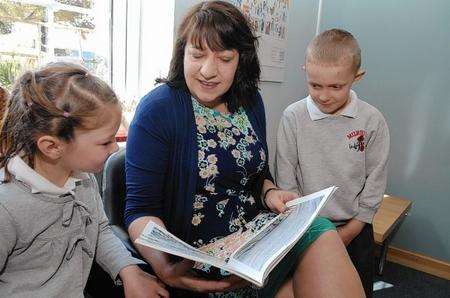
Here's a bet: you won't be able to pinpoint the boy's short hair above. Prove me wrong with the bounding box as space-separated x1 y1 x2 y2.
306 28 361 72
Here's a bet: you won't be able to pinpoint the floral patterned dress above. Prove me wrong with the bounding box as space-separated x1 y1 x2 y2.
190 98 267 297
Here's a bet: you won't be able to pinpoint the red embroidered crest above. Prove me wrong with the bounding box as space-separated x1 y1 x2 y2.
347 130 366 152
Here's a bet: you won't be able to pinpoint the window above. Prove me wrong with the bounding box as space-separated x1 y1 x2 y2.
0 0 175 125
111 0 174 124
0 0 111 89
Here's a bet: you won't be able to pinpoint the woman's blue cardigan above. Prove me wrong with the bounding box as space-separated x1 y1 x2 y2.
124 84 272 242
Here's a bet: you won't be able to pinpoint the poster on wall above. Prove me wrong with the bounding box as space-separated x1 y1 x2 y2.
228 0 290 82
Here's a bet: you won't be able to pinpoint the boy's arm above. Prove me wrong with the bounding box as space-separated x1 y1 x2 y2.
356 116 390 224
275 110 302 195
336 218 366 246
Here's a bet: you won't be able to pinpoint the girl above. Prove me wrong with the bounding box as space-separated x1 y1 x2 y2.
0 62 168 297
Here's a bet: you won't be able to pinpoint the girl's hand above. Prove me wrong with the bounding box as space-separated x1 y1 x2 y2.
120 265 169 297
264 189 298 213
158 259 233 293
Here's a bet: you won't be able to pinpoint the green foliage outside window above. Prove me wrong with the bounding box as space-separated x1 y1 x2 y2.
0 57 36 91
0 58 22 90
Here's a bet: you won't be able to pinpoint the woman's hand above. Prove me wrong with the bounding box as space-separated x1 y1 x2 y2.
120 265 169 297
129 218 247 294
264 189 298 213
158 259 234 293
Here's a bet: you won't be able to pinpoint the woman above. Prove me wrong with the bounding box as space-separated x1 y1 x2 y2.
125 1 365 297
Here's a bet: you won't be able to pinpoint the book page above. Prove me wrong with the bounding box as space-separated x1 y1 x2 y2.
136 222 226 268
196 212 277 261
229 187 336 280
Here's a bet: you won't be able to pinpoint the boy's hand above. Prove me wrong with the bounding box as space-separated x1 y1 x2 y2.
336 219 365 246
265 189 298 213
120 265 169 297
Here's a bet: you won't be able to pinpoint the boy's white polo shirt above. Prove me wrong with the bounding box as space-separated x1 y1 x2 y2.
306 89 359 121
7 155 88 196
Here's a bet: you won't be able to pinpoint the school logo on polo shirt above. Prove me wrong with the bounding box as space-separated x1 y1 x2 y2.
347 130 366 152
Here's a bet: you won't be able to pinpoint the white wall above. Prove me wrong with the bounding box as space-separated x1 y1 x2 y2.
174 1 320 171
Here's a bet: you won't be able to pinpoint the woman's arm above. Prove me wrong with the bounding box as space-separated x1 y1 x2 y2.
125 91 235 293
128 216 173 279
125 114 170 227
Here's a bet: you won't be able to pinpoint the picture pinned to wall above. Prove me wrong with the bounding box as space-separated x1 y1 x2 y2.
229 0 290 82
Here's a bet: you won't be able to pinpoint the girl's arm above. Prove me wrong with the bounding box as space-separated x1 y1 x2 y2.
94 191 169 297
0 204 16 272
94 187 146 280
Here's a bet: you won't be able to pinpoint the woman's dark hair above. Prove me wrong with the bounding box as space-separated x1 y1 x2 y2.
157 0 260 112
0 62 119 181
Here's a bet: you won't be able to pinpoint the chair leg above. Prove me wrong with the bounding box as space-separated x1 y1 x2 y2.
377 212 409 276
378 240 389 275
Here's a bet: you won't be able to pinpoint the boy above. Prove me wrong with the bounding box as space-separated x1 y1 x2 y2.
275 29 390 297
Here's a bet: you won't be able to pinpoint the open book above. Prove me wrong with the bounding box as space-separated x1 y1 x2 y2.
136 186 337 287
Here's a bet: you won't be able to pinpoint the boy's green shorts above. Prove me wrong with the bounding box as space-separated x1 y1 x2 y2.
257 216 336 297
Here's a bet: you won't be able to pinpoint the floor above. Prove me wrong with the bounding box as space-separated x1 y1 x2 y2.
373 260 450 298
86 259 450 297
